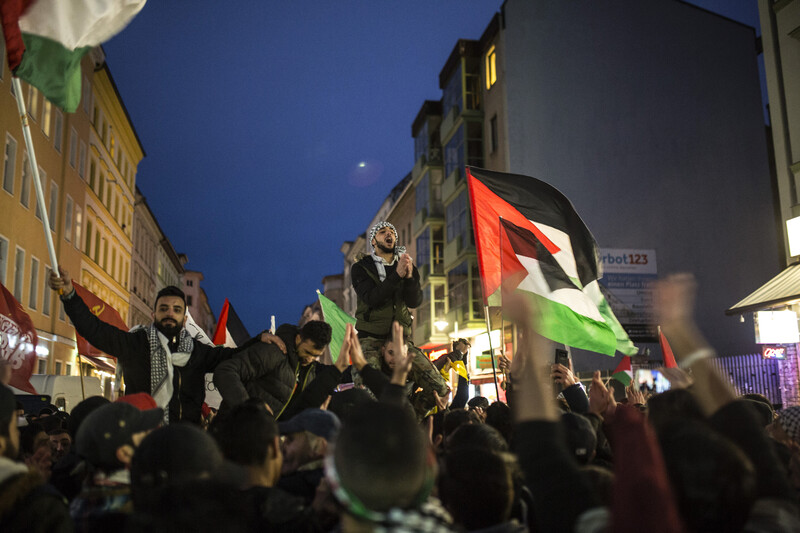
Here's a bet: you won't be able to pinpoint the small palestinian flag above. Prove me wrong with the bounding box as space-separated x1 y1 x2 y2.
467 167 636 356
658 326 677 368
611 355 633 386
317 291 356 364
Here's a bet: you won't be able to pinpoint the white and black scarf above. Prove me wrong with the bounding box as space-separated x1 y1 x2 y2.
371 245 407 282
144 324 193 423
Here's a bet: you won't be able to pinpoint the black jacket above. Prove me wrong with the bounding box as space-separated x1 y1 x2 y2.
352 255 422 338
62 291 252 424
214 324 342 419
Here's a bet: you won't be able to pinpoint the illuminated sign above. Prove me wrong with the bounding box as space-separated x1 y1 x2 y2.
755 310 800 344
763 346 787 360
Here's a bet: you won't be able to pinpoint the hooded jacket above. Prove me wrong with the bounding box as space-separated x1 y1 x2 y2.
0 457 73 533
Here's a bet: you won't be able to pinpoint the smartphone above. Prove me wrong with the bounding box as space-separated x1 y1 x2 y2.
554 348 569 368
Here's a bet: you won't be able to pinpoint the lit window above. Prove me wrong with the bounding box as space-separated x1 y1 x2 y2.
2 134 17 194
27 86 39 121
65 196 73 242
29 256 39 310
42 101 52 137
485 45 497 90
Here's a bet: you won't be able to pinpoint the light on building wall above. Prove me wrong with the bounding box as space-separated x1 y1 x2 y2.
787 216 800 257
754 310 800 344
434 319 449 332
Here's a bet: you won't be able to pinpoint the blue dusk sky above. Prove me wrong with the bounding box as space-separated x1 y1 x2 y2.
102 0 762 334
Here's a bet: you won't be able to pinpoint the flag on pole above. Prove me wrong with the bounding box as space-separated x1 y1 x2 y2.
611 355 633 387
658 326 677 368
0 281 37 393
72 282 126 367
316 291 356 364
0 0 147 112
211 299 251 348
467 167 636 356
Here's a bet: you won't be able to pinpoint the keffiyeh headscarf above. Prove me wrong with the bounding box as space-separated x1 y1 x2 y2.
369 221 407 281
146 325 193 423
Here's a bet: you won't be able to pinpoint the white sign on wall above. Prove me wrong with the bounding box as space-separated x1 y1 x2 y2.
598 249 658 342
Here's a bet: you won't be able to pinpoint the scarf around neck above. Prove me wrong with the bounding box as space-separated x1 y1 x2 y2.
146 324 193 423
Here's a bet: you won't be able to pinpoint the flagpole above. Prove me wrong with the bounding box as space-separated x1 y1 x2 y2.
483 305 500 399
77 354 86 400
12 78 60 276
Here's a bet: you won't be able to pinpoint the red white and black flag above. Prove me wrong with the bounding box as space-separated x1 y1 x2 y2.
212 298 251 348
467 167 636 356
0 282 38 393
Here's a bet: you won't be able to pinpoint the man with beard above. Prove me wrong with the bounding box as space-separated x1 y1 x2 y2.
351 221 449 419
49 269 259 424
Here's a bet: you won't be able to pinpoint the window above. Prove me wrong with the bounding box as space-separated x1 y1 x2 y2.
3 134 17 194
53 109 63 153
84 219 93 254
445 126 464 178
29 256 39 310
94 230 100 263
69 128 77 167
485 45 497 90
432 226 445 274
43 266 51 316
186 280 193 287
490 115 498 153
98 172 104 201
82 77 91 114
48 182 58 231
187 295 193 306
417 228 430 268
19 152 30 207
0 235 8 285
55 361 62 375
111 247 116 279
416 174 429 214
13 248 24 301
88 157 96 189
36 359 46 374
448 261 469 317
42 101 52 137
75 207 82 250
78 141 87 178
0 37 4 80
414 122 429 162
65 363 72 376
102 238 108 270
446 190 469 248
27 86 39 121
466 121 483 169
64 196 73 242
34 169 46 219
443 64 463 119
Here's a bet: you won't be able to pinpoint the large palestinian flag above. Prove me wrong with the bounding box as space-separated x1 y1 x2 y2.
467 167 636 356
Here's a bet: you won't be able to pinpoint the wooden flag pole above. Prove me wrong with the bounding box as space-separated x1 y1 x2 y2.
12 78 60 276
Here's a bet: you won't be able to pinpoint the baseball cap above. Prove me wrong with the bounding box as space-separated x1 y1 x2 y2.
561 412 597 465
278 408 340 441
116 392 159 411
76 401 163 471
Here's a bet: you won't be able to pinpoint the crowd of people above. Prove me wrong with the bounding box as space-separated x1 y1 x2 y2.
2 222 800 531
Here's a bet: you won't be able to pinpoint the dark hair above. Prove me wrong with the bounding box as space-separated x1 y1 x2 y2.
298 320 332 349
659 420 756 532
131 424 225 511
327 387 374 424
443 409 480 442
154 286 187 310
211 403 277 467
485 401 513 446
67 396 110 440
646 389 705 437
0 385 16 439
439 448 513 530
335 402 431 513
467 396 489 411
19 422 46 455
454 338 470 348
447 423 509 453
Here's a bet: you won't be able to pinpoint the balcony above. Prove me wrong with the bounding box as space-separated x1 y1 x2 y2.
442 168 464 205
443 237 462 269
418 263 430 282
439 105 460 144
412 207 427 235
412 154 427 183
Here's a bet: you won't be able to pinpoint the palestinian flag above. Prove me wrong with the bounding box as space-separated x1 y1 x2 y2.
317 291 356 364
0 0 146 112
611 355 633 386
658 326 677 368
467 167 636 356
0 281 37 393
212 299 251 348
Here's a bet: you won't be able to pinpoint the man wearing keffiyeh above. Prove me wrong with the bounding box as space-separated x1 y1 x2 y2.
49 268 260 424
350 222 450 419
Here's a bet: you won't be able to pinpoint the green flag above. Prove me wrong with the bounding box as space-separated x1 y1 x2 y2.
317 291 356 363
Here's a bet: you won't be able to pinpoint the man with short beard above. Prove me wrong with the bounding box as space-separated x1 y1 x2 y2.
49 269 260 424
351 221 449 419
